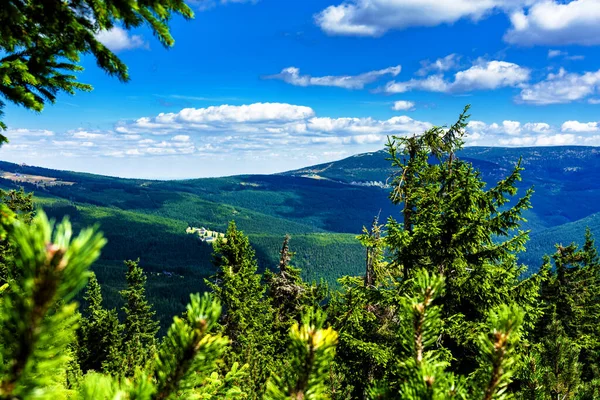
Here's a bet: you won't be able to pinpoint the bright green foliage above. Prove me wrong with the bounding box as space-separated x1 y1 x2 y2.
150 293 245 399
264 310 338 400
540 319 583 399
327 218 395 398
525 230 600 398
0 188 34 287
265 235 326 354
472 304 524 400
119 259 161 376
0 0 193 138
76 272 123 374
366 270 525 400
360 215 389 288
72 293 247 400
380 270 462 399
385 105 540 372
0 211 105 398
207 221 276 397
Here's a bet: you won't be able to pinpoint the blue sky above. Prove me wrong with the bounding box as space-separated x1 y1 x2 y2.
4 0 600 178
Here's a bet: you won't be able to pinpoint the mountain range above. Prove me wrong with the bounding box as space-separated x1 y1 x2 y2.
2 146 599 325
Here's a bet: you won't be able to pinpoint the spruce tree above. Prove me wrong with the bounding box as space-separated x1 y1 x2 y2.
0 188 34 287
77 272 123 374
327 217 396 398
207 221 275 398
264 310 338 400
119 259 160 376
533 231 600 396
265 235 326 354
385 105 541 373
0 210 106 398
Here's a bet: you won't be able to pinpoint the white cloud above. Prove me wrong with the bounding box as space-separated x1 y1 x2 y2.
384 75 450 94
315 0 531 37
505 0 600 46
265 66 401 89
517 68 600 104
5 128 54 137
561 120 599 132
548 49 566 58
70 130 106 139
190 0 257 11
306 116 431 136
467 120 566 145
499 134 578 146
384 60 529 94
392 101 415 111
524 122 552 133
547 49 585 60
133 103 315 131
452 60 530 91
7 102 600 168
416 54 461 76
96 27 148 52
315 0 600 46
502 120 522 135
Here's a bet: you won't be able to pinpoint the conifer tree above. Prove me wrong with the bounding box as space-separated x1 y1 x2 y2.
77 272 123 374
119 259 160 376
0 0 194 139
0 208 248 399
208 221 275 398
265 235 326 354
358 270 527 400
385 105 540 373
264 310 338 400
0 188 34 287
532 232 600 395
0 210 106 398
327 217 396 398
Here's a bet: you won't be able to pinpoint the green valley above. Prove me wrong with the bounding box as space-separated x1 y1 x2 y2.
3 146 600 327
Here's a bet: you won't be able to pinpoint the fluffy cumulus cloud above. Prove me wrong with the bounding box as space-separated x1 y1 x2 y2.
392 101 415 111
499 134 577 146
95 27 148 52
314 0 529 37
561 120 599 132
316 0 600 46
265 66 401 89
517 68 600 104
505 0 600 46
7 102 430 160
131 103 315 133
117 103 434 154
384 60 530 94
6 107 600 171
466 119 600 146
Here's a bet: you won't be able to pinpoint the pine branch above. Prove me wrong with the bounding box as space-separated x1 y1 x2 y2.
0 211 105 398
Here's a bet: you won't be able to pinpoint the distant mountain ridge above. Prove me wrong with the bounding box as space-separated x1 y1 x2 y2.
1 146 600 322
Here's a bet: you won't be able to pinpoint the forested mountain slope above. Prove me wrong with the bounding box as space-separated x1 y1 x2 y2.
2 146 599 325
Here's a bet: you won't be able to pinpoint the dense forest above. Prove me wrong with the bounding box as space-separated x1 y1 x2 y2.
2 1 600 399
2 106 600 399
